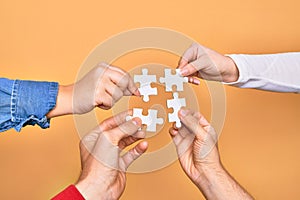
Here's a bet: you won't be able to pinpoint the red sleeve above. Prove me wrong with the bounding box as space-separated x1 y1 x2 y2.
51 185 85 200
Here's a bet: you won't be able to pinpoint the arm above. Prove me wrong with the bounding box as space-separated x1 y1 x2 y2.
178 43 300 93
226 53 300 92
52 111 148 200
48 62 140 118
169 109 253 200
0 63 139 132
0 78 58 132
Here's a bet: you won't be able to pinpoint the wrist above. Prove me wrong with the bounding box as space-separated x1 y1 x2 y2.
221 56 239 83
194 163 225 190
46 84 74 118
75 178 109 200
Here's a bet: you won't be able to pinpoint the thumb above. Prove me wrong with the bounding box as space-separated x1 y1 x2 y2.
120 141 148 171
179 109 219 159
178 109 206 141
180 57 211 78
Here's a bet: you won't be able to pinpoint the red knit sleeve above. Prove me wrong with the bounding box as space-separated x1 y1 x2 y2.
51 185 85 200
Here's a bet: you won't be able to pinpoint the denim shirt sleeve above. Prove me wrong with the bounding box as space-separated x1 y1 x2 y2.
0 78 59 132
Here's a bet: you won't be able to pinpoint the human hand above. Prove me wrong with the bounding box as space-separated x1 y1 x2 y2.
73 63 140 113
75 110 148 200
170 109 254 200
169 109 221 188
178 43 239 83
46 63 140 118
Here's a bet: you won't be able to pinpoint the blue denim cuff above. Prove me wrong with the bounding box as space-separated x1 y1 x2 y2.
11 80 59 132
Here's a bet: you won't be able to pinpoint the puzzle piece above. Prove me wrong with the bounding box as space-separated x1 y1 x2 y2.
159 69 188 92
126 108 163 132
167 92 186 128
134 69 157 102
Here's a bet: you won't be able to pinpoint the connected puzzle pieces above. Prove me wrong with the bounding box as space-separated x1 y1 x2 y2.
167 92 186 128
134 69 157 102
126 108 164 132
159 69 188 92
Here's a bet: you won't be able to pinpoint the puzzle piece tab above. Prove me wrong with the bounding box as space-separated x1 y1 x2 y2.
167 92 186 128
134 69 157 102
159 69 188 92
126 108 163 132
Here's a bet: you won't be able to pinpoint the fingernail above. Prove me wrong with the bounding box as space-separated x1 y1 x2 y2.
135 89 141 96
132 119 139 126
179 109 188 117
180 69 188 76
194 79 201 85
132 118 142 127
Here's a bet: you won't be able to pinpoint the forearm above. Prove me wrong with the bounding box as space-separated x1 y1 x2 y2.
0 78 59 132
225 53 300 93
197 165 254 200
46 85 74 118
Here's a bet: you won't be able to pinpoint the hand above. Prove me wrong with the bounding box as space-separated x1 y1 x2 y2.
169 109 221 188
178 43 239 83
73 63 140 113
75 110 148 200
47 63 140 118
170 109 253 200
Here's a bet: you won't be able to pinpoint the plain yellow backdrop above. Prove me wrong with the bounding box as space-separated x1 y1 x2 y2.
1 0 300 199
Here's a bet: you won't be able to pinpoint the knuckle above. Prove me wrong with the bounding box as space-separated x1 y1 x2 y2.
123 75 130 84
191 42 199 48
93 63 109 76
96 62 109 68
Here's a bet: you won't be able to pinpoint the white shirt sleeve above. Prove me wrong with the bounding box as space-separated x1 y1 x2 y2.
225 53 300 93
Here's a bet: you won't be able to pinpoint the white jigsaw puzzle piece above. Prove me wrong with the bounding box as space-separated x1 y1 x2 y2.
159 69 188 92
134 69 157 102
167 92 186 128
126 108 163 132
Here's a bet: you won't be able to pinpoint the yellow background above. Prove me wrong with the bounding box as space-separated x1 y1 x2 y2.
1 0 300 199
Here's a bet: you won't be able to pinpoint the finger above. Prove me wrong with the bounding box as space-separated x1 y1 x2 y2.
175 124 192 138
179 61 202 77
188 76 201 85
105 82 124 104
80 127 109 163
180 45 213 77
107 67 128 89
198 113 210 127
169 125 192 148
97 92 114 110
120 141 148 170
80 110 133 154
169 126 193 158
178 43 198 68
126 75 140 96
178 57 189 69
108 65 127 75
169 128 183 146
118 131 146 149
108 66 140 96
169 127 179 137
98 110 133 132
178 109 207 141
104 118 142 145
123 88 135 96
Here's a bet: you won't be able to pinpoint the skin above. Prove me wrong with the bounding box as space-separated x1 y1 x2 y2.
178 43 239 84
169 108 254 200
46 62 140 118
75 110 148 200
51 44 251 199
175 44 254 199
